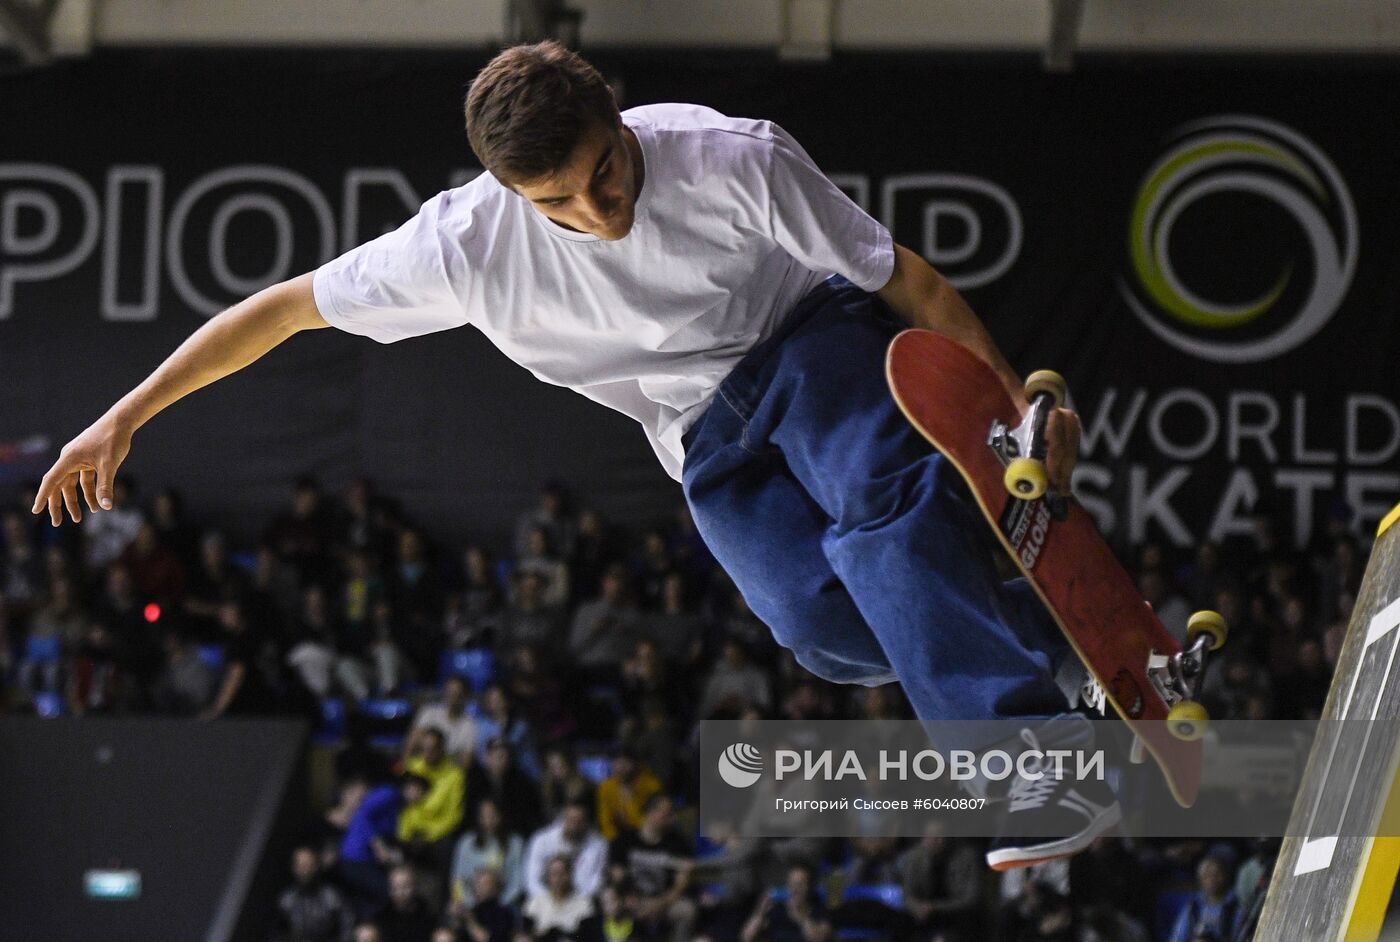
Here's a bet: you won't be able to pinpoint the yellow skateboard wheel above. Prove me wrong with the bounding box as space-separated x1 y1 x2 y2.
1186 610 1228 651
1025 370 1068 410
1004 457 1048 500
1167 700 1209 741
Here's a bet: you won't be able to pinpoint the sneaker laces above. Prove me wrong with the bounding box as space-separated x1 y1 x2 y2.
1081 675 1108 716
1006 728 1062 813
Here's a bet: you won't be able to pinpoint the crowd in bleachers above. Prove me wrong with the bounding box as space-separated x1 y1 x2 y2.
0 472 1369 942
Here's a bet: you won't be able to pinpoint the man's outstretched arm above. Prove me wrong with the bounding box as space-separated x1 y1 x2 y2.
876 243 1081 490
31 273 328 525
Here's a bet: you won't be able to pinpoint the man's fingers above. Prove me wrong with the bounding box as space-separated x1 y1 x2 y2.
31 462 65 514
46 490 62 527
80 468 99 514
96 461 115 510
61 479 83 524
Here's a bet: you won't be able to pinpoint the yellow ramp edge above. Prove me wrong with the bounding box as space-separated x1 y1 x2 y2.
1380 502 1400 540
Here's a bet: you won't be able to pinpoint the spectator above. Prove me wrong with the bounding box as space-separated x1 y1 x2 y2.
452 869 516 942
66 619 134 715
379 865 439 942
524 801 609 901
201 600 278 719
1168 853 1241 942
540 746 596 823
898 821 979 942
353 925 383 942
405 676 480 767
643 572 704 667
182 532 247 636
699 638 771 718
474 684 541 779
632 530 673 612
619 640 678 720
387 528 447 677
514 481 576 562
465 737 544 837
500 570 565 652
618 695 679 790
368 600 410 694
522 854 596 942
340 477 393 560
997 861 1070 940
150 629 215 715
740 866 831 942
690 826 763 942
569 509 618 609
18 575 86 694
399 728 467 871
451 797 526 908
569 563 642 680
339 774 431 918
595 749 662 842
504 644 576 743
518 526 572 609
608 794 695 942
1 510 43 619
286 585 372 701
342 548 384 656
449 545 503 648
151 487 199 568
1067 836 1149 930
119 521 187 605
81 476 144 569
273 845 355 942
264 475 336 589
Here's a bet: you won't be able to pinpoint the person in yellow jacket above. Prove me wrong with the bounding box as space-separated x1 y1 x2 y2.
399 726 466 876
596 749 662 841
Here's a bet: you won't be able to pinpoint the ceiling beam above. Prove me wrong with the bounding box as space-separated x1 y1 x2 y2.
0 0 59 65
1044 0 1085 72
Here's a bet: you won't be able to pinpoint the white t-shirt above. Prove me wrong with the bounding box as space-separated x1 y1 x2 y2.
313 103 895 480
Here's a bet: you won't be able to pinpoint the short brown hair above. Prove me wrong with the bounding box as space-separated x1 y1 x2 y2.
465 41 617 186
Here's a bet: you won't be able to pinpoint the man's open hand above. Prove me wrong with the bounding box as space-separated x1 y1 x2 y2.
31 416 132 526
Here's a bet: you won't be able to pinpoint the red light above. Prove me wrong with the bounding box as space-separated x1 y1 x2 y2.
144 604 161 623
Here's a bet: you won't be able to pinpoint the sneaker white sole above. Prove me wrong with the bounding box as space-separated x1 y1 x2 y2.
984 800 1122 871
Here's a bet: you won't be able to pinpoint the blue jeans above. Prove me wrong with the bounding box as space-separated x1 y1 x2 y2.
682 277 1072 733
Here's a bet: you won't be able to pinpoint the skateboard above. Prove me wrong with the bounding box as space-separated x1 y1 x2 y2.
886 329 1226 808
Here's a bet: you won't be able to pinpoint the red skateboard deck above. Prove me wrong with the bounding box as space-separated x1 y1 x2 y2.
886 328 1201 808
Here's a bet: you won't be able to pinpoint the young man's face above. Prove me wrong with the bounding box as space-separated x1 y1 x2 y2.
516 117 641 241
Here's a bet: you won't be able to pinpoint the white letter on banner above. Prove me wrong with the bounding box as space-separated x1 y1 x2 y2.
0 164 100 318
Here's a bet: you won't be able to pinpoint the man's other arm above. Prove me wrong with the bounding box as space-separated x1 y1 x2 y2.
32 274 328 524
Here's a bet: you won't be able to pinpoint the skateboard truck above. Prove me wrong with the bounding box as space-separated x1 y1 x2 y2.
987 370 1070 520
1122 610 1227 760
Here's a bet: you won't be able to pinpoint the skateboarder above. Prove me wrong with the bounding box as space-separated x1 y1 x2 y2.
32 41 1115 868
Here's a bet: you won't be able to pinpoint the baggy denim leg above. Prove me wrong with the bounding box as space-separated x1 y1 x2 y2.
682 277 1073 737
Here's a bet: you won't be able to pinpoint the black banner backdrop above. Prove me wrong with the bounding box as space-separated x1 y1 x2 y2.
1 50 1397 550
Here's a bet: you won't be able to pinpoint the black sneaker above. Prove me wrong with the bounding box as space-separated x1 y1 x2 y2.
984 726 1122 871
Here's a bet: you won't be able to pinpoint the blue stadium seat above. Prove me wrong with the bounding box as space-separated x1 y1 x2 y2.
33 691 64 718
441 647 497 691
843 883 903 909
314 698 346 745
361 698 413 720
1155 889 1194 941
197 643 226 675
23 634 62 663
577 754 612 784
700 883 730 900
360 697 414 749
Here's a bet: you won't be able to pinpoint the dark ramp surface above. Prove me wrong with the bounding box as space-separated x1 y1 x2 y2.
0 717 305 942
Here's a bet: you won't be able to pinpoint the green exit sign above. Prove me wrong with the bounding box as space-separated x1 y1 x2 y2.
84 870 141 900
